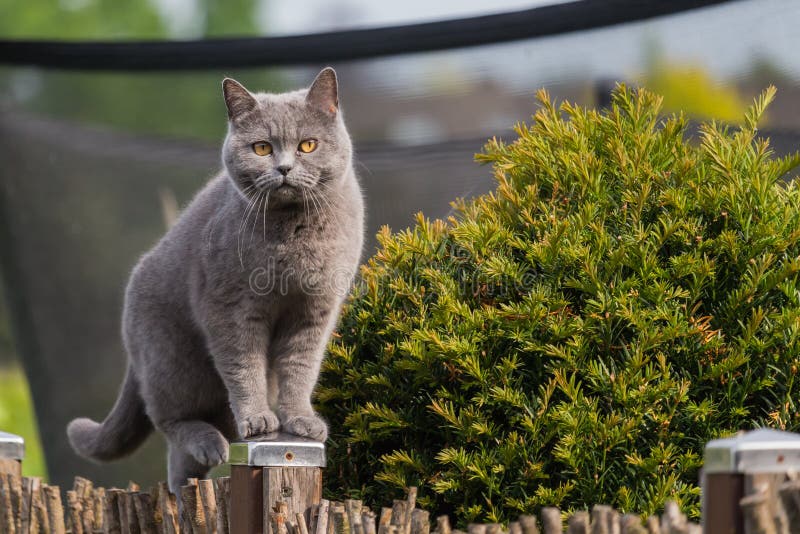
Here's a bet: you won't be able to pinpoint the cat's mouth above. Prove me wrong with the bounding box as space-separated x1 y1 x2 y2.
249 173 294 193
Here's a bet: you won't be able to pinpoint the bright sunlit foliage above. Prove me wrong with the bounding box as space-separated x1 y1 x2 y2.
319 85 800 523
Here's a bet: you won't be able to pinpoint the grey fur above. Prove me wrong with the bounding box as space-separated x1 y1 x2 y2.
67 68 364 493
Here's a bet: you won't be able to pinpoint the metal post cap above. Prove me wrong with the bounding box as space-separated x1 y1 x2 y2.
704 428 800 474
0 431 24 461
228 432 325 468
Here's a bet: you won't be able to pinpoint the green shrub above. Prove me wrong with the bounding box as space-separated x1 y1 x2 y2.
317 85 800 523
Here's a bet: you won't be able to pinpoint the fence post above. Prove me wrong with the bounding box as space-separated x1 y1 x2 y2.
0 431 24 478
229 433 325 534
703 428 800 534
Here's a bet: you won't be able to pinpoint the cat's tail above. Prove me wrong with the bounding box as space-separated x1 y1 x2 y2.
67 366 153 462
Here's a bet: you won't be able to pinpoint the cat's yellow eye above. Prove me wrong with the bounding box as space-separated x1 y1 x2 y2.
252 142 273 156
298 139 318 153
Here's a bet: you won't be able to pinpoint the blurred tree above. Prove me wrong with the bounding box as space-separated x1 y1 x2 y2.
0 0 165 40
640 40 748 123
203 0 258 36
0 0 263 40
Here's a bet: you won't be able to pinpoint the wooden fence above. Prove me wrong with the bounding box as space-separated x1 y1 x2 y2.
4 428 800 533
0 470 704 534
4 470 800 533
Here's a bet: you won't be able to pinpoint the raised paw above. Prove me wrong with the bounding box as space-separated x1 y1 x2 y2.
186 430 229 467
237 410 280 438
281 414 328 441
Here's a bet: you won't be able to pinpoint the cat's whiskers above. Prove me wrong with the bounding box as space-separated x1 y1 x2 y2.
291 173 324 223
264 191 269 241
293 173 337 224
237 190 262 267
313 194 329 225
314 180 346 202
240 183 258 195
305 186 324 222
311 179 339 200
290 173 338 224
301 188 311 222
249 190 266 246
355 159 372 177
237 192 258 241
311 183 344 226
308 189 340 226
237 193 257 232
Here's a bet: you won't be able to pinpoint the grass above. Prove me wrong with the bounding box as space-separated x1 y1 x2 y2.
0 364 47 478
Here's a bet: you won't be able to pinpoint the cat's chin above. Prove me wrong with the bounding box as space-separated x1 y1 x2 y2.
270 184 302 202
236 184 302 205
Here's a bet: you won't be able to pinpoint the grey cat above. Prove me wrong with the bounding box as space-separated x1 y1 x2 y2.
67 68 364 493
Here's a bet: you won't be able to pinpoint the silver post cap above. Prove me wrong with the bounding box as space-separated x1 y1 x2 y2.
228 432 325 467
0 431 24 461
704 428 800 474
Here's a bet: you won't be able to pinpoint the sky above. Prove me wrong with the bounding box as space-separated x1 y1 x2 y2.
257 0 572 35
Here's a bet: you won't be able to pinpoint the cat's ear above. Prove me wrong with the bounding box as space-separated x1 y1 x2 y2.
222 78 258 121
306 67 339 116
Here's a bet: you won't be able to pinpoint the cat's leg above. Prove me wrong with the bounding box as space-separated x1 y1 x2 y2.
161 419 229 468
206 318 279 438
129 311 234 471
167 441 211 495
271 304 337 441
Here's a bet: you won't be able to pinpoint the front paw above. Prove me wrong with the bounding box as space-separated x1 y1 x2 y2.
281 414 328 441
237 410 280 438
187 430 229 467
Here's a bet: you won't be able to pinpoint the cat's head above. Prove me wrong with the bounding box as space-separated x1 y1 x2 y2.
221 68 352 205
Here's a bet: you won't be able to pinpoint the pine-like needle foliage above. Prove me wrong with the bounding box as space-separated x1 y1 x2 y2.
317 85 800 523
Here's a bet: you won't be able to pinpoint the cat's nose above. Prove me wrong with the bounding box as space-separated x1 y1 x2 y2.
277 165 292 176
